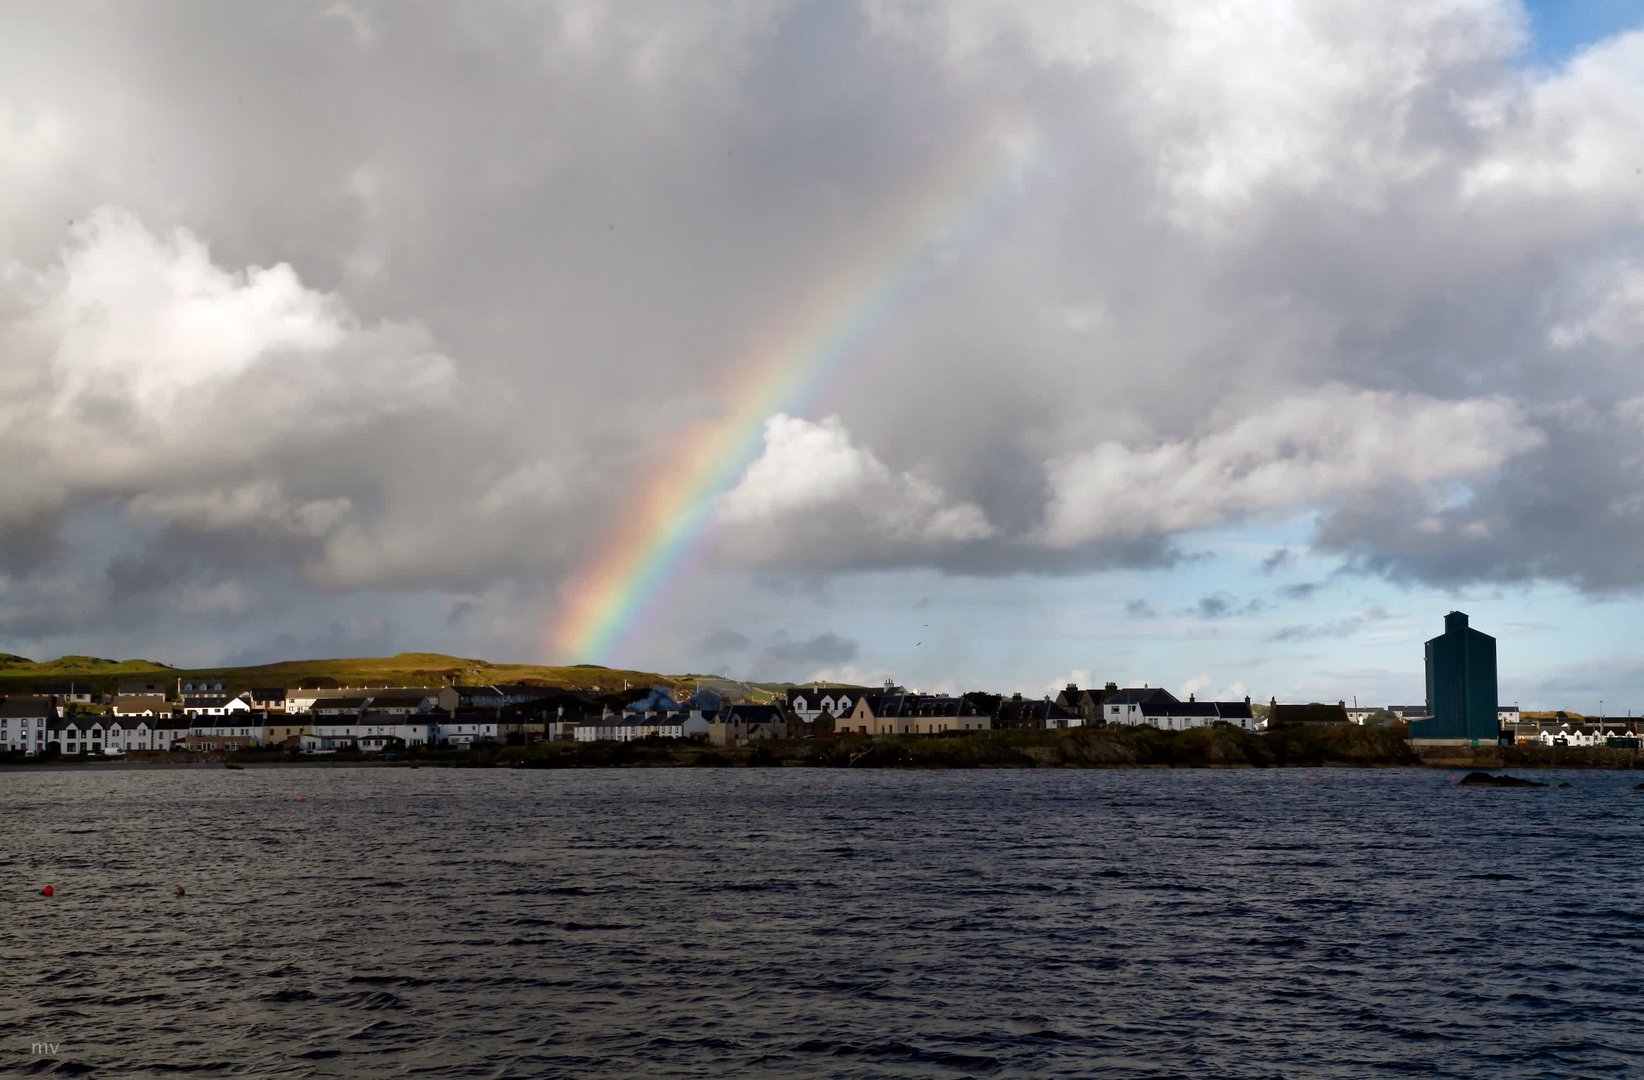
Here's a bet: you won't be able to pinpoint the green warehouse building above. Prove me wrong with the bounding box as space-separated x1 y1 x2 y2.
1410 611 1499 744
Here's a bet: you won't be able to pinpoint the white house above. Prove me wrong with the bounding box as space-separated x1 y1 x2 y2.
436 714 502 747
0 698 55 754
1539 724 1600 748
1135 697 1256 732
1498 705 1520 725
573 714 659 742
189 714 267 744
574 715 626 742
105 717 171 753
305 715 435 751
574 708 714 743
51 715 107 755
182 693 254 718
299 731 352 754
1538 722 1639 748
1100 687 1181 726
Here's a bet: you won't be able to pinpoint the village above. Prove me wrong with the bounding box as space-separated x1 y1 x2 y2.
0 673 1634 760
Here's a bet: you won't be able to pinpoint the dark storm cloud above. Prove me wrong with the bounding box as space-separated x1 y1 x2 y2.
224 618 398 668
755 631 860 675
698 628 753 654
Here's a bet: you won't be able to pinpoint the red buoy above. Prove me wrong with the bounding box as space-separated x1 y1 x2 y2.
175 886 186 897
297 796 306 803
40 885 53 897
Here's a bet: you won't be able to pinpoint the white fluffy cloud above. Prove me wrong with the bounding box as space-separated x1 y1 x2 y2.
716 414 993 564
0 207 454 531
1038 387 1539 546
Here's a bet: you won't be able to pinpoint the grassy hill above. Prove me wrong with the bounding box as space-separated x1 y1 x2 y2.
0 655 175 678
0 652 691 697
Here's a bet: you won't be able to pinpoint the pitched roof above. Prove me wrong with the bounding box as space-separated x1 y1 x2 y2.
368 690 435 707
1140 701 1215 718
786 686 857 702
182 695 236 708
0 697 55 719
857 693 981 718
1102 687 1180 706
995 699 1073 723
1272 702 1350 725
722 704 784 723
112 694 169 712
313 695 372 710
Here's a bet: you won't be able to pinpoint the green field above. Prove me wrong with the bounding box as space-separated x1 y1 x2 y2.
0 652 692 697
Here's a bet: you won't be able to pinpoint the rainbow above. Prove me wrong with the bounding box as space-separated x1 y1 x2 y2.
549 122 1042 664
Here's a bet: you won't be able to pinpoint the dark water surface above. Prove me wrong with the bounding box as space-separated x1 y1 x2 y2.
5 766 1644 1077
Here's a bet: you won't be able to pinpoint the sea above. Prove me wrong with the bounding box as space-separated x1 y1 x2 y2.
4 765 1644 1078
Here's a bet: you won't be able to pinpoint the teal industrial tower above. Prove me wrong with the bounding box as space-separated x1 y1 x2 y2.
1410 611 1498 743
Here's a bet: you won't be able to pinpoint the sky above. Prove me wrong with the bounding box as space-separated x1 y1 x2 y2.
1 1 1642 712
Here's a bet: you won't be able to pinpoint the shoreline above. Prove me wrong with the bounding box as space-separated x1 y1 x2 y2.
7 724 1639 772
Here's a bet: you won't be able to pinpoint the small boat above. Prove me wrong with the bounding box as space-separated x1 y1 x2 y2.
224 763 245 771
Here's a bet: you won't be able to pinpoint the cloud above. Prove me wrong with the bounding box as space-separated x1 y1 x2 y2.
715 414 994 566
1183 592 1266 620
698 627 753 655
1124 599 1158 619
1268 606 1392 642
1038 386 1539 547
1518 654 1644 709
1259 549 1295 575
1550 262 1644 350
0 207 453 546
127 482 352 539
756 631 861 675
1 2 1643 671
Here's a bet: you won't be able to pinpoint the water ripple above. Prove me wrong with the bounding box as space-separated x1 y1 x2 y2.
5 766 1644 1076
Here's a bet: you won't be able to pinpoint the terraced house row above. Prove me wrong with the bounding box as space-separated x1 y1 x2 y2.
0 682 573 755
